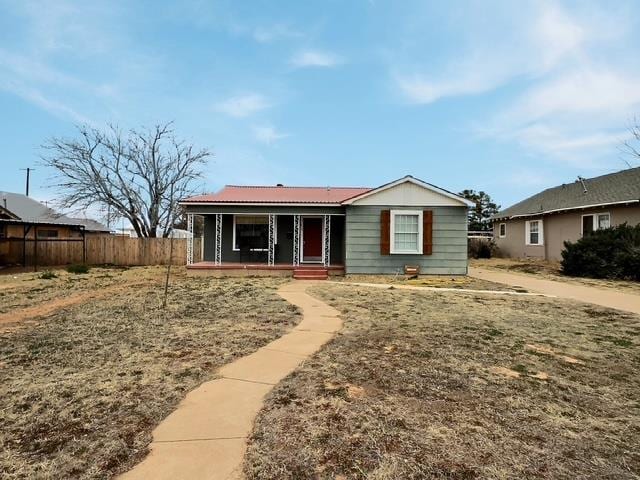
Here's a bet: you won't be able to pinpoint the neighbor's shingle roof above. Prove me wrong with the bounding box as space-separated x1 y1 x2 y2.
0 191 82 226
68 217 111 232
182 185 372 204
494 167 640 219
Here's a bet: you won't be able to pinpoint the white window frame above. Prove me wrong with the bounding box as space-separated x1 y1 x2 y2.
232 214 277 252
525 219 543 246
581 212 610 236
498 223 506 238
390 210 423 255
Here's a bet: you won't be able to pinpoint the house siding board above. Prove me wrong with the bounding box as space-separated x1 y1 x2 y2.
345 205 468 274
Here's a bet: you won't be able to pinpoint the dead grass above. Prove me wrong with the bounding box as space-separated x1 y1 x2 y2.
472 258 640 294
0 268 299 479
245 284 640 479
0 266 166 317
341 274 516 292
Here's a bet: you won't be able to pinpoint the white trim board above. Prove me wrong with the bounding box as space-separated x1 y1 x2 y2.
389 209 423 254
525 219 544 246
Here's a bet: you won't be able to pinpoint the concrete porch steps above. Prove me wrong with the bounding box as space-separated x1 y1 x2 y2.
293 267 328 280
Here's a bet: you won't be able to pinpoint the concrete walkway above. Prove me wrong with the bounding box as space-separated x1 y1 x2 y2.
120 281 341 480
469 267 640 315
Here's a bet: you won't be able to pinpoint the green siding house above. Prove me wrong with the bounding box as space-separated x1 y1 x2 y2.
180 176 472 278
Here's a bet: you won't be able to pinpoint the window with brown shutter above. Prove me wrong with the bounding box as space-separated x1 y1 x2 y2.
380 209 390 255
422 210 433 255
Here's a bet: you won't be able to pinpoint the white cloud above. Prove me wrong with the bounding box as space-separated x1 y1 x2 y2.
290 50 343 68
215 93 271 118
253 125 289 145
395 2 588 105
392 1 640 165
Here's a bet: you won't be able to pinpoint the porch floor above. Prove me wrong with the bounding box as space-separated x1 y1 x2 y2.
187 262 344 277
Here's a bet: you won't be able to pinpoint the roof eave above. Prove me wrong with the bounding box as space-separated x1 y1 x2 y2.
492 198 640 221
179 201 344 207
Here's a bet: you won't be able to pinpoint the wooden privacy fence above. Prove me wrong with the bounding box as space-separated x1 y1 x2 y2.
0 236 202 267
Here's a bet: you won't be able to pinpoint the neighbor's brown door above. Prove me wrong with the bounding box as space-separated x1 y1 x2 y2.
303 217 323 261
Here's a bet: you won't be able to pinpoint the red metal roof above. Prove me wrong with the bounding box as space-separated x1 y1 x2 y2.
182 185 372 204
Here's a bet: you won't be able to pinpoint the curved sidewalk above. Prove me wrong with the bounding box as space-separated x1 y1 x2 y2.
469 267 640 315
120 281 341 480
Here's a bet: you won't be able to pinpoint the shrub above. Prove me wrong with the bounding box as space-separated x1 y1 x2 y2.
67 264 90 274
38 270 57 280
561 223 640 280
468 238 496 259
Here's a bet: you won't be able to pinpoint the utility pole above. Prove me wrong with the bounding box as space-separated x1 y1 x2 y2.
19 168 35 196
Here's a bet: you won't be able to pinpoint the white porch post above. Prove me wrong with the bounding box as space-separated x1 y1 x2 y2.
214 213 222 265
186 213 194 265
323 214 331 267
267 214 276 266
292 215 301 266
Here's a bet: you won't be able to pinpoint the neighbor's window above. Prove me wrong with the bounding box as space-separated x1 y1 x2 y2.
582 213 610 236
525 220 543 246
597 213 610 230
390 210 423 254
37 229 59 238
0 225 5 238
499 223 506 238
233 215 276 251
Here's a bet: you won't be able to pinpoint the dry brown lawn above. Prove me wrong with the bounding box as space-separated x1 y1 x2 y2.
340 274 516 292
245 283 640 479
472 258 640 294
0 267 299 479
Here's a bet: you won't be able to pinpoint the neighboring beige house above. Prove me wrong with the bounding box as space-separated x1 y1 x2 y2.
492 167 640 261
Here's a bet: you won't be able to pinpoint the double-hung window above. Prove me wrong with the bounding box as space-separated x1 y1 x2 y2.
582 213 610 236
499 223 506 238
390 210 423 254
525 220 543 246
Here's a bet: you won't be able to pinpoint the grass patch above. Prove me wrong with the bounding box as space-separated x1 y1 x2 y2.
66 263 90 274
0 270 299 478
245 285 640 479
38 270 57 280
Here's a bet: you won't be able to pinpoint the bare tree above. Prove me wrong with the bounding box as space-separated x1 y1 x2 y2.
41 122 210 237
622 119 640 168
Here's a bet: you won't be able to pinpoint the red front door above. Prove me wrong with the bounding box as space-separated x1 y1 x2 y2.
303 217 323 261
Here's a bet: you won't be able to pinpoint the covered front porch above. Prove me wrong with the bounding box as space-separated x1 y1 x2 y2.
184 212 345 277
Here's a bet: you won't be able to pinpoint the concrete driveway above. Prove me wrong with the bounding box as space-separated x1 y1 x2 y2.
469 267 640 315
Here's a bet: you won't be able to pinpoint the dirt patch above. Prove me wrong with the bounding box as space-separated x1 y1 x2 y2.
0 270 299 479
0 266 167 316
0 279 162 328
490 366 521 378
244 284 640 479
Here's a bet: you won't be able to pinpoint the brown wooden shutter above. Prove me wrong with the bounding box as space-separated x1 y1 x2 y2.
423 210 433 255
380 210 390 255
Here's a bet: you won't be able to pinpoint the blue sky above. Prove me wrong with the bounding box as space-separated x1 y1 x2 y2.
1 0 640 211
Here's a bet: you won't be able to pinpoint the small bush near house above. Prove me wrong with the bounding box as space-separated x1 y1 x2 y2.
468 238 495 259
38 270 57 280
561 223 640 280
66 263 90 274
